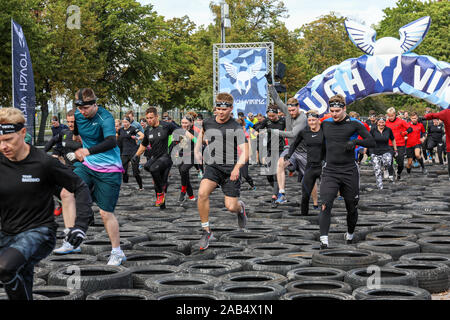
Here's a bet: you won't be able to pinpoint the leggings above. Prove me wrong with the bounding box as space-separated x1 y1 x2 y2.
239 162 254 188
267 175 279 197
179 163 194 197
121 154 143 189
145 155 172 194
301 164 322 215
389 146 406 175
371 152 393 189
427 140 445 164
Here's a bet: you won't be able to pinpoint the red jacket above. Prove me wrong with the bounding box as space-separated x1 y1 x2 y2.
425 109 450 153
385 117 410 147
406 122 425 148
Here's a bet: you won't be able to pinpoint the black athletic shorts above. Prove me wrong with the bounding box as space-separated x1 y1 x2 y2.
406 144 421 158
320 164 360 204
203 165 240 198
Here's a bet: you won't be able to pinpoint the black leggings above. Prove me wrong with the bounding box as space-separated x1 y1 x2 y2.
145 155 173 194
301 165 321 216
121 154 143 189
427 140 446 164
267 175 279 197
179 163 194 197
389 146 406 175
239 163 254 188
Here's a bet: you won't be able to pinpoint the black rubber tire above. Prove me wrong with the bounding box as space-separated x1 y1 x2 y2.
403 201 449 213
86 289 155 300
285 279 352 294
278 251 313 263
275 231 317 242
386 261 450 294
372 252 394 266
286 267 346 282
32 285 85 300
405 218 449 230
352 285 431 300
33 278 46 286
0 293 50 300
145 228 191 240
220 231 276 244
144 273 218 293
344 267 418 290
399 253 450 268
218 271 288 286
243 243 299 256
121 251 182 267
365 231 417 242
149 289 229 300
215 282 286 300
383 223 434 235
244 257 310 276
418 231 450 239
179 259 242 276
189 241 244 256
215 251 264 263
281 291 355 300
38 254 98 270
48 264 132 295
80 239 133 255
357 240 420 260
417 237 450 254
311 249 379 271
95 232 149 245
132 240 191 255
128 265 181 289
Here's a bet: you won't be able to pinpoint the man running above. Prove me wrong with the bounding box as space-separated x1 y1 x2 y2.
319 95 376 249
49 115 69 160
195 93 249 250
72 88 126 266
423 108 450 180
285 110 324 215
405 112 428 175
134 107 178 207
385 107 412 180
0 108 92 300
426 119 445 165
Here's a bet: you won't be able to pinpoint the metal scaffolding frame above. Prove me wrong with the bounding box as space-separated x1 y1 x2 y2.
213 42 274 103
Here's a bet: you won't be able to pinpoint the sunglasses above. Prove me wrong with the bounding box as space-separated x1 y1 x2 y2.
287 103 299 107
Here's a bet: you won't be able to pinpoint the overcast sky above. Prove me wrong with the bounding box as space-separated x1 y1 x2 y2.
139 0 399 30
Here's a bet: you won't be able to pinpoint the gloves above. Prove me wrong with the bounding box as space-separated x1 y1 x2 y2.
345 140 356 151
131 154 139 164
66 227 86 248
406 127 413 134
66 152 76 162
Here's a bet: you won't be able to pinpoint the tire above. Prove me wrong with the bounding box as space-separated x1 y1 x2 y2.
417 237 450 254
399 253 450 268
132 240 191 255
286 267 346 282
281 291 355 300
311 249 379 271
219 271 288 286
33 278 46 286
0 293 50 300
243 243 299 256
38 254 98 270
189 241 244 256
403 201 449 213
80 239 133 255
215 282 286 300
386 261 450 294
405 218 449 230
215 251 264 263
150 289 229 300
95 232 149 245
128 265 181 289
179 259 242 276
32 285 84 300
144 273 218 293
48 264 132 295
358 201 402 212
285 279 352 294
352 285 431 300
220 231 276 244
418 231 450 239
372 252 394 266
279 252 313 264
299 243 354 253
344 267 418 290
275 231 317 241
86 289 155 300
365 231 417 242
244 257 310 276
145 228 191 240
357 240 420 260
383 223 434 235
121 251 182 267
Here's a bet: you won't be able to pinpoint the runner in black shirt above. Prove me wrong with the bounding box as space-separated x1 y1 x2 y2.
369 116 397 189
134 107 178 207
253 105 286 204
195 93 249 250
0 108 93 300
319 95 376 249
426 119 445 165
286 110 324 215
117 117 144 190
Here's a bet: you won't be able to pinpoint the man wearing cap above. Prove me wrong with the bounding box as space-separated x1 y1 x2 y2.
195 92 249 250
72 88 126 266
319 95 375 249
0 108 92 300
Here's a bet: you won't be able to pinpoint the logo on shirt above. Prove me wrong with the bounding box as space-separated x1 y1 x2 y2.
312 134 317 138
92 122 98 126
22 175 40 183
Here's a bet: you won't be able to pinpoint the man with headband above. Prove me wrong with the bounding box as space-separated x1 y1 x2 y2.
194 93 249 250
0 108 93 300
72 88 126 266
319 95 375 249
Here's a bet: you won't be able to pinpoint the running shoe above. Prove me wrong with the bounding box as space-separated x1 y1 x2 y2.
319 242 328 250
155 193 165 207
53 240 81 254
275 193 287 204
413 161 419 168
344 232 353 245
188 195 196 201
198 171 203 179
389 176 394 183
422 167 428 175
383 170 389 179
54 206 62 216
237 200 248 229
107 250 126 266
397 174 401 180
178 192 186 204
199 230 214 250
271 197 278 208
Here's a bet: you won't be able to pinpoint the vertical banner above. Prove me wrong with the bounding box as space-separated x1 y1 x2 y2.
219 48 268 117
12 19 36 141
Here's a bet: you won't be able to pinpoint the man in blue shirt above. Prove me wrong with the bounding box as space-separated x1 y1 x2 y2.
72 88 126 266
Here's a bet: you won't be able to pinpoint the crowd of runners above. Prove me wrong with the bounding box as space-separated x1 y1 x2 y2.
0 85 449 299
